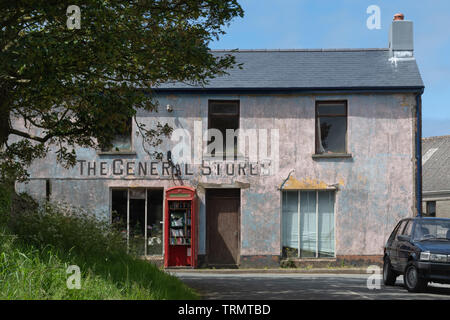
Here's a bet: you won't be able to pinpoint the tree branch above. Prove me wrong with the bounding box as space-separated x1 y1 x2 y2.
9 128 50 143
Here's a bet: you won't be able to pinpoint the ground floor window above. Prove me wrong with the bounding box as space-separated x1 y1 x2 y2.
282 190 335 258
111 188 164 256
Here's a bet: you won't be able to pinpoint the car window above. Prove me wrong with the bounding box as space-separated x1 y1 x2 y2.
395 220 408 239
388 221 405 242
402 220 413 236
412 219 450 241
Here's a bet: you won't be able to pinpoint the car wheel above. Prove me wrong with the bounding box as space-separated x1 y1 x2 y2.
404 262 427 293
383 256 397 286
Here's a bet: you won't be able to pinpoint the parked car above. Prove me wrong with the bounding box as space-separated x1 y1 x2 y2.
383 217 450 292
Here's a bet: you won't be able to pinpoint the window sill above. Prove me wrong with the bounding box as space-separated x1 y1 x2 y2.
97 151 137 156
312 153 352 159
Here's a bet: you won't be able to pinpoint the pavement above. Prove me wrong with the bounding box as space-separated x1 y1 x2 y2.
171 271 450 300
167 267 367 274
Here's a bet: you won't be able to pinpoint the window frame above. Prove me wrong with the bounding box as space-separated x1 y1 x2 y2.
315 100 348 156
207 100 240 160
388 221 403 243
395 220 409 239
426 201 436 217
99 116 135 155
281 189 336 259
110 187 164 257
401 219 414 236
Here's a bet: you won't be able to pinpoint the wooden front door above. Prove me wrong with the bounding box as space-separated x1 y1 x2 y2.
206 189 240 266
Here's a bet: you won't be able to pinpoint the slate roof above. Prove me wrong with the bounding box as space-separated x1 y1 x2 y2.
156 49 424 91
422 135 450 193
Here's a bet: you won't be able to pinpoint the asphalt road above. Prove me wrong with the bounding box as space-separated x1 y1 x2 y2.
173 272 450 300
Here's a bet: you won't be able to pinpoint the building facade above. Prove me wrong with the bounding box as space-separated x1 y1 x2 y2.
15 18 424 267
422 135 450 218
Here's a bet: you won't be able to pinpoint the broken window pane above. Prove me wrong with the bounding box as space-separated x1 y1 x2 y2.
316 102 347 154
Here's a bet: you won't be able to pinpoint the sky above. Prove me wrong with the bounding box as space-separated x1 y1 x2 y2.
210 0 450 138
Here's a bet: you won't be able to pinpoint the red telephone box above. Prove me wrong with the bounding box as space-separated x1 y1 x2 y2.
164 186 197 268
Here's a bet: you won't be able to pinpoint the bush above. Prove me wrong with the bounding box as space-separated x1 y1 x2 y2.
1 199 198 300
0 183 12 225
9 201 126 259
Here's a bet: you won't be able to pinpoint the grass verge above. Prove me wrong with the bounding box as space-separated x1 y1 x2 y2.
0 191 198 300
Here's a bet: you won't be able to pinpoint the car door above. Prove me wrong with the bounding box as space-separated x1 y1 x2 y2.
397 219 414 271
389 220 407 270
386 221 402 268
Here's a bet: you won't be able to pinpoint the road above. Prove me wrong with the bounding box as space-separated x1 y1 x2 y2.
173 272 450 300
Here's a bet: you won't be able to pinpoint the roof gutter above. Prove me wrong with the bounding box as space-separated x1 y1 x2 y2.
150 86 425 95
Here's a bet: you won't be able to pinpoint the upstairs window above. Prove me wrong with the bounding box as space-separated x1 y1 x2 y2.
315 101 347 154
207 100 239 159
102 117 132 152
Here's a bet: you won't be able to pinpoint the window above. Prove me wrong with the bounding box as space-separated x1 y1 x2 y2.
45 179 51 201
395 220 408 239
315 101 347 154
402 220 413 236
208 100 239 159
111 188 164 256
388 221 403 242
102 117 132 152
282 190 335 258
412 219 450 241
426 201 436 217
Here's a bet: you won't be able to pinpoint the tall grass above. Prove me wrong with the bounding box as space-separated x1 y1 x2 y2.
0 193 198 300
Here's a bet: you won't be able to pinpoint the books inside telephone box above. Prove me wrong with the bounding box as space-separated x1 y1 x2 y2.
164 187 197 268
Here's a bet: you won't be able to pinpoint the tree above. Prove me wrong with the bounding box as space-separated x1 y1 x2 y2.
0 0 243 183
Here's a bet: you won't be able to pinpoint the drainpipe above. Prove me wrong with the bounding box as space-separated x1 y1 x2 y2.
415 91 423 217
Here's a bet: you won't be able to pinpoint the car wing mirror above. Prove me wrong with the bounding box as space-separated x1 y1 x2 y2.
397 235 410 242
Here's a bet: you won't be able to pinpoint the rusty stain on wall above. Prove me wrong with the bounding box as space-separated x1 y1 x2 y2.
281 175 345 190
281 175 329 190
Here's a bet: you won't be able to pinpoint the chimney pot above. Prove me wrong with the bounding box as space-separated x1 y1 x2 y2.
394 13 404 21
